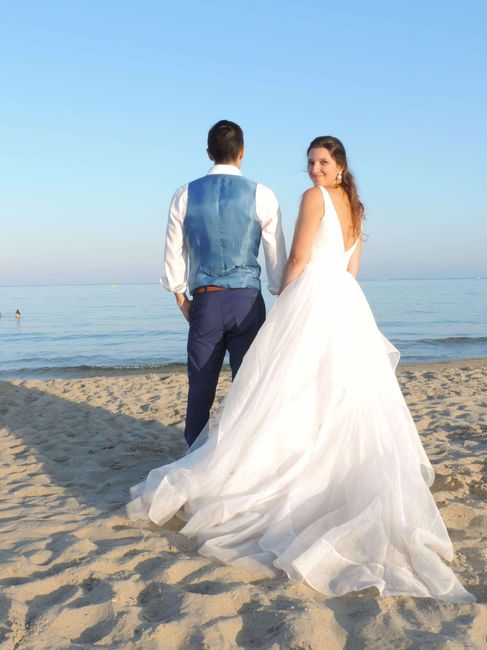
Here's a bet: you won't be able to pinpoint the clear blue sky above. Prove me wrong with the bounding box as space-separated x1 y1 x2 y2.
1 0 486 284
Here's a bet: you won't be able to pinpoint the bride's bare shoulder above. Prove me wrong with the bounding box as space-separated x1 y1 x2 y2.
300 186 324 210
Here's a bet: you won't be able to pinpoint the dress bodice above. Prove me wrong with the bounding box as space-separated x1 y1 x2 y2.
310 186 359 269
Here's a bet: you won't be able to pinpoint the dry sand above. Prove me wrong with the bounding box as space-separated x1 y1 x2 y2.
0 360 486 649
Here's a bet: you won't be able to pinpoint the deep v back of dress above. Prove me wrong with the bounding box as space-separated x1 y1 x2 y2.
309 187 359 269
128 194 474 603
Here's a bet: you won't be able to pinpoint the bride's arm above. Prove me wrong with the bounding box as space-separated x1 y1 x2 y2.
279 187 323 293
347 239 363 278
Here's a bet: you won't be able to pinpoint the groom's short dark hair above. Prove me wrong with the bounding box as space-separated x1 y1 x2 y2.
207 120 244 163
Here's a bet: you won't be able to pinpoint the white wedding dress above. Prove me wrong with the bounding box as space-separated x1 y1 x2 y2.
128 187 474 603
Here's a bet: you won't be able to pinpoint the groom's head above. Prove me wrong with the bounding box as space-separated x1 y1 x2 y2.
207 120 244 166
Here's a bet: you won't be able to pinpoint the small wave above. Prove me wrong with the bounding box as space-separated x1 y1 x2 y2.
0 362 188 380
420 336 487 346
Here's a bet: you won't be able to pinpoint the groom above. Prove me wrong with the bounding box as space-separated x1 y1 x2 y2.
162 120 287 446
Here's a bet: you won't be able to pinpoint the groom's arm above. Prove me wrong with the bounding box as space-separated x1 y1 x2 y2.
255 184 287 294
161 185 192 321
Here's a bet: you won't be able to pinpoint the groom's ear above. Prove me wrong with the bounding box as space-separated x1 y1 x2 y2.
238 145 245 161
207 148 214 162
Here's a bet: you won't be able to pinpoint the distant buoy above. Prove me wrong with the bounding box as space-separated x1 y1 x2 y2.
112 284 117 288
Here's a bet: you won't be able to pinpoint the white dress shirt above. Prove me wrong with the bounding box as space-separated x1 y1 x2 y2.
161 164 287 294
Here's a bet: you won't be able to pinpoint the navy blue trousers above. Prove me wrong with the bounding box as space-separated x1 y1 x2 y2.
185 288 266 446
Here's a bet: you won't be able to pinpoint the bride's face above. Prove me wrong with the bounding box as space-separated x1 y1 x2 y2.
307 147 343 188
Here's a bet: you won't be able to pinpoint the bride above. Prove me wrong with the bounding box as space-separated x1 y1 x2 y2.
128 136 474 603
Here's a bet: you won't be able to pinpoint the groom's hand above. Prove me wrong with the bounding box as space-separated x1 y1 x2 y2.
175 292 192 322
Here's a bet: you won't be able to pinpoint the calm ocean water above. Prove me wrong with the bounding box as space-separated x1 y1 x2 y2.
1 279 486 379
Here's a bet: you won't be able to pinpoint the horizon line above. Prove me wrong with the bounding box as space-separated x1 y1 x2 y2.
1 276 486 288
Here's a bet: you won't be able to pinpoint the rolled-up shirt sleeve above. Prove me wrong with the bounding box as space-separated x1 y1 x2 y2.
256 184 287 294
161 185 189 293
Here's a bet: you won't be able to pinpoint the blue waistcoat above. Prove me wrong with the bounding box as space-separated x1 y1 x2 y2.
184 174 262 295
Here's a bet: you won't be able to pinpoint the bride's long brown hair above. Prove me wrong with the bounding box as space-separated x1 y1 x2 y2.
307 136 365 237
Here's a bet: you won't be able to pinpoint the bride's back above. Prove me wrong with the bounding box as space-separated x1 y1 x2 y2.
310 187 359 270
325 187 355 251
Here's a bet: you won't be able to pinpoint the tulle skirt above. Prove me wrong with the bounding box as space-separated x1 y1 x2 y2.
128 261 474 603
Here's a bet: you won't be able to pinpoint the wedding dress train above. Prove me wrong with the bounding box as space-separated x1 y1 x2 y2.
128 187 474 602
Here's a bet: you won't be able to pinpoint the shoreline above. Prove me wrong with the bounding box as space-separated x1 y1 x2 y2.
2 356 487 383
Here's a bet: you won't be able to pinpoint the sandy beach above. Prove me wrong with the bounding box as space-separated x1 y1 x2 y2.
0 360 486 649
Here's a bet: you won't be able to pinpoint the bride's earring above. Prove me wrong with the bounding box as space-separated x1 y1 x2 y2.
336 171 343 185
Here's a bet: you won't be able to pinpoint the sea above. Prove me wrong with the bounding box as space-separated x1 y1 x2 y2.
1 279 486 380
